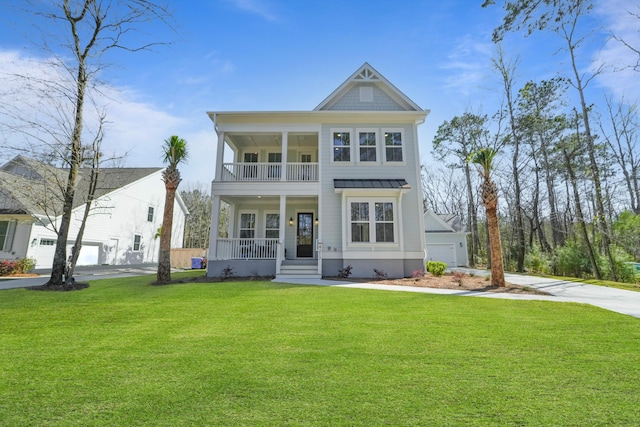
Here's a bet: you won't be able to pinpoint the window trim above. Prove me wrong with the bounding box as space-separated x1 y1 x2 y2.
147 206 155 222
0 220 16 252
356 128 379 163
331 128 352 163
133 234 142 251
346 197 398 246
382 128 405 163
263 211 280 239
238 210 257 239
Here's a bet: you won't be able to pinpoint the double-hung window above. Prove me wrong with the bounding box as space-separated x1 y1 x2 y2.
265 213 280 238
239 212 256 238
332 130 351 162
133 234 142 251
147 207 154 222
0 221 16 251
357 130 377 162
349 200 396 243
384 130 403 162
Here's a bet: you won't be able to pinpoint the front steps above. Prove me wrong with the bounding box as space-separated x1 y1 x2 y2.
275 260 321 279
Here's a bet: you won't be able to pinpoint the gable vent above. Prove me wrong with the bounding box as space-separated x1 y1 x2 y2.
354 68 380 81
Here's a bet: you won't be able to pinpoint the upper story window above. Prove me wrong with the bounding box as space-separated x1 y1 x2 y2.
147 207 154 222
384 130 403 162
357 130 377 162
333 131 351 162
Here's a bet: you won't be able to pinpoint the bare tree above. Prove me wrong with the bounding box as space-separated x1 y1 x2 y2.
1 1 173 288
487 0 618 280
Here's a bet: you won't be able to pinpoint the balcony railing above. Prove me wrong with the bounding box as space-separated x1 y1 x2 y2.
221 162 318 182
215 238 279 260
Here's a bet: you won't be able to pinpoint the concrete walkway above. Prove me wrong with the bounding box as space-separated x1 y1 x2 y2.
273 268 640 319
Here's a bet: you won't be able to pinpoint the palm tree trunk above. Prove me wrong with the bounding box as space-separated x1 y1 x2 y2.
157 185 176 282
486 204 506 287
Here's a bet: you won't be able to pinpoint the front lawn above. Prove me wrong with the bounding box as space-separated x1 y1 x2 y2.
1 272 639 426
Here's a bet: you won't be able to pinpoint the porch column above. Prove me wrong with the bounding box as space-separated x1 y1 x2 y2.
280 131 288 182
277 195 287 274
214 131 225 181
208 194 221 261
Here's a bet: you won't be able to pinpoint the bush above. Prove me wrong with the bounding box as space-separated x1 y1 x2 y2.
451 270 466 286
412 269 424 279
426 261 447 277
553 242 592 278
373 269 388 280
525 246 552 274
16 258 36 274
338 265 353 279
0 258 35 276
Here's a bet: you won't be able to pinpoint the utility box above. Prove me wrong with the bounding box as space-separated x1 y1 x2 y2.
191 257 205 269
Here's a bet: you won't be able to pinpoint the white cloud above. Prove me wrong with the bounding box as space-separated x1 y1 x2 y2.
0 49 215 186
225 0 281 22
439 35 494 96
593 1 640 101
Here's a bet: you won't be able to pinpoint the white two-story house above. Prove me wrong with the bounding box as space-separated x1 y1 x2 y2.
206 63 429 279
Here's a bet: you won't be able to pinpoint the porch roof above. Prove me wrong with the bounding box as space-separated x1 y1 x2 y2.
333 179 410 189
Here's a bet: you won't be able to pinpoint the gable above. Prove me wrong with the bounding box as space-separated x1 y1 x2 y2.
424 211 455 232
315 63 423 112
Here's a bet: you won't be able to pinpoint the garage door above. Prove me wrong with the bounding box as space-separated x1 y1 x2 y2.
426 243 456 267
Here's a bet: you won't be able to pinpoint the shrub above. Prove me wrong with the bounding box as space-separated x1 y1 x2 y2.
451 270 466 286
0 258 35 276
426 261 447 277
525 246 552 274
337 265 352 279
16 258 36 274
373 269 388 280
221 265 235 279
553 242 592 278
412 269 424 279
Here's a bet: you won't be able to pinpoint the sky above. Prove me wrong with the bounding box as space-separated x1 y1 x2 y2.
0 0 638 189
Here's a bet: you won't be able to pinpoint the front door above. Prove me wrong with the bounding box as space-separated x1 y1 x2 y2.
296 212 313 258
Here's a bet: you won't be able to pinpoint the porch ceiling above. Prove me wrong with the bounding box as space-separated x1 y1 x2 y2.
220 195 317 205
226 133 318 151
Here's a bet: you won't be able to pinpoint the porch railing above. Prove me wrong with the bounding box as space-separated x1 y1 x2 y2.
221 162 318 182
215 238 279 260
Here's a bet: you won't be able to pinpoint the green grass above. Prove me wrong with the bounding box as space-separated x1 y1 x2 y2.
1 272 639 426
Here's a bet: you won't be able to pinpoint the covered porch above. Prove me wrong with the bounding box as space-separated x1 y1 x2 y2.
207 195 321 278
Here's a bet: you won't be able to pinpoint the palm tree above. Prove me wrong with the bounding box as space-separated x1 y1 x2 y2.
469 147 506 287
157 135 188 283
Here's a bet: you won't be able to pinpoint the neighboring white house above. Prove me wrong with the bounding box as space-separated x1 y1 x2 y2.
0 156 188 269
207 63 429 279
424 210 469 267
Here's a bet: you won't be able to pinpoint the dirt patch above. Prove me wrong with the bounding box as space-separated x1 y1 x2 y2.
27 279 89 292
339 273 549 295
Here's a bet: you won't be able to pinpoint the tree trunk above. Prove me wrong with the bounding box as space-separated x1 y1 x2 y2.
486 204 506 287
567 37 617 281
464 163 479 266
49 65 86 285
561 143 601 279
157 184 176 282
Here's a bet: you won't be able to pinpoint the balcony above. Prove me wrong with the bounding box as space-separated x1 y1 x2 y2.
221 162 318 182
